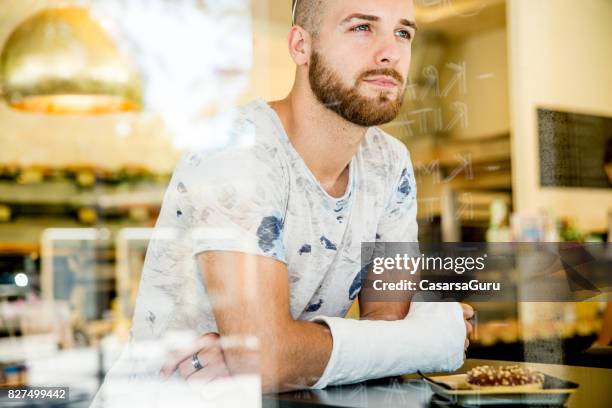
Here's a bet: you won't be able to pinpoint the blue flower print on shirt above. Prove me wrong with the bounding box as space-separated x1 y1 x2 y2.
348 262 372 300
256 215 283 253
305 299 323 312
320 236 337 250
397 168 412 200
332 190 352 214
298 244 311 255
334 199 347 213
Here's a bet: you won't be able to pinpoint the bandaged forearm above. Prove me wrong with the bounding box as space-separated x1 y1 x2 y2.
310 302 466 389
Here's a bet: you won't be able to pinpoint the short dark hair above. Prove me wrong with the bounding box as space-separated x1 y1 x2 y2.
292 0 324 35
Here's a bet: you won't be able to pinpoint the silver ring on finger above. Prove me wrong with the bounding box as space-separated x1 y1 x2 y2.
191 352 206 371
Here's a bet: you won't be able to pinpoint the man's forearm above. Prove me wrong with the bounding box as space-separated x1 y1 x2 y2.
359 301 410 321
223 319 332 392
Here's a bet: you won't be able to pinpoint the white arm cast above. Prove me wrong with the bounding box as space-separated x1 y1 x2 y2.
310 302 466 389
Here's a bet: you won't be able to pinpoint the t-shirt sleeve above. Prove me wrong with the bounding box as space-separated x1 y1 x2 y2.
376 144 419 244
166 146 288 263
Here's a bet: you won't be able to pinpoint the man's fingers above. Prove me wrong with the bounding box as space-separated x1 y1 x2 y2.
159 344 203 378
462 303 474 351
160 351 191 379
186 360 230 384
178 346 225 378
465 320 473 336
461 303 474 319
159 333 220 378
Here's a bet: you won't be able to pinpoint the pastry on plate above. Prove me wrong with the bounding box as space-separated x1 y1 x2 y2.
466 365 545 390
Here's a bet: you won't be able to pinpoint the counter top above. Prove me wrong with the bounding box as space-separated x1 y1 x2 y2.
264 359 612 408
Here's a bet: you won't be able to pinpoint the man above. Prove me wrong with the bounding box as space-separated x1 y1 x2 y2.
117 0 472 394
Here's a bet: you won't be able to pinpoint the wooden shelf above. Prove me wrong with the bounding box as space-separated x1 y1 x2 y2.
0 242 39 254
0 181 166 209
410 133 511 168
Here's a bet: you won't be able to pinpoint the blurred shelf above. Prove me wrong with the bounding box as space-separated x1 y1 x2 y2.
0 218 155 251
0 180 166 209
415 0 506 38
474 318 602 347
0 242 39 254
0 284 28 298
411 133 511 168
0 335 57 364
447 171 512 189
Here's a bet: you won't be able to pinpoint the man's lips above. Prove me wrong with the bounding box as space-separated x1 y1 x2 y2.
362 76 400 88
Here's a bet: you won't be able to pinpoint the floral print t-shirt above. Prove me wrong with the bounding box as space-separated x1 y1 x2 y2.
129 98 418 342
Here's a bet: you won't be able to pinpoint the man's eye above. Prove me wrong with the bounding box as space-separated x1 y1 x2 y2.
351 24 371 32
396 30 412 40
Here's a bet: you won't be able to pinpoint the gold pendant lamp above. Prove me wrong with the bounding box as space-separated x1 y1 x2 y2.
0 6 142 114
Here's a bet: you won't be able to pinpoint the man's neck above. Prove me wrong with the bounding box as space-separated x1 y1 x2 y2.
269 86 368 198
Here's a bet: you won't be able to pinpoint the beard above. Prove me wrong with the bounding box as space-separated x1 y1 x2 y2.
308 51 406 127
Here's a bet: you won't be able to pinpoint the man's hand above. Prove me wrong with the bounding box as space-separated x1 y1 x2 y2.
461 303 474 350
159 333 230 384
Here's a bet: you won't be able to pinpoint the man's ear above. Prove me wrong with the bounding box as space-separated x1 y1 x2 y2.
288 26 311 66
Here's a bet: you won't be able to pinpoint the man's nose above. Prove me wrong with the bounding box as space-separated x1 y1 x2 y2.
373 35 401 67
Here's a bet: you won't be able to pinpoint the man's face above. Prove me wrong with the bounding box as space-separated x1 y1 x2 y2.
307 0 416 127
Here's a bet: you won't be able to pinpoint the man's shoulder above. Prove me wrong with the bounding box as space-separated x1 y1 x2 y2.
172 100 287 184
